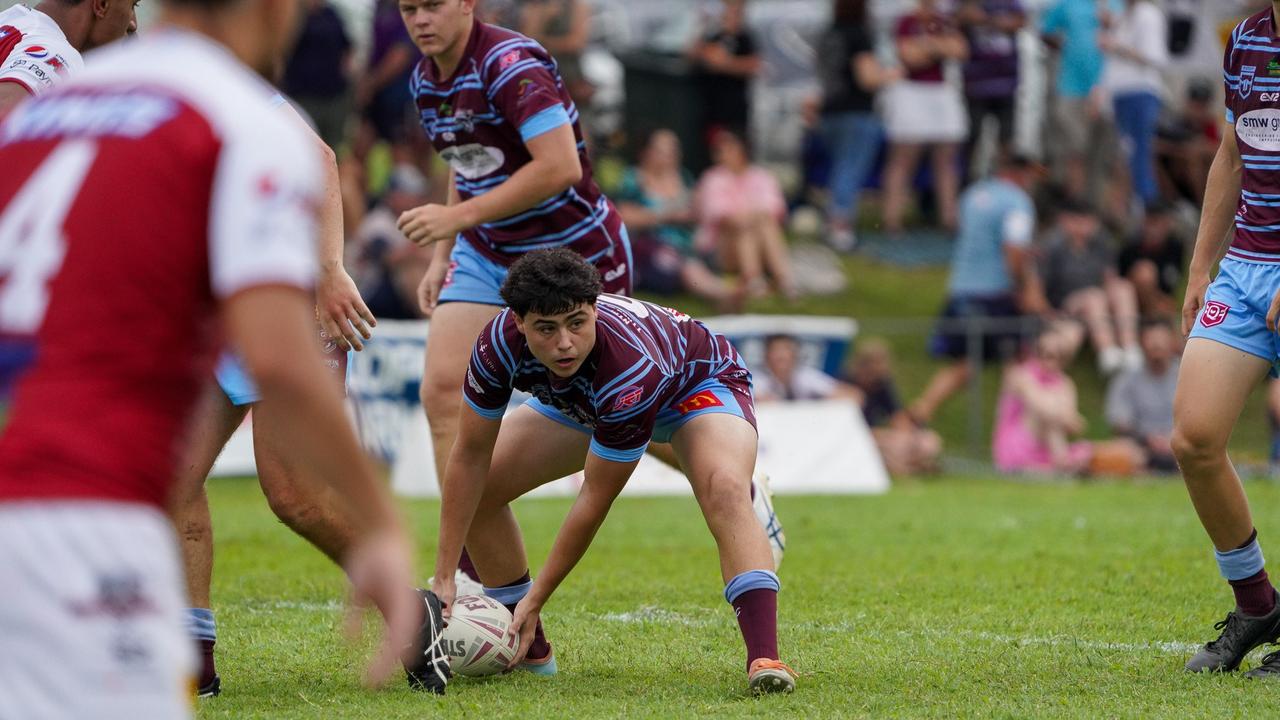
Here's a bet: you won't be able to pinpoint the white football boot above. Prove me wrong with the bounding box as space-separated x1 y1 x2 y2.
751 470 786 571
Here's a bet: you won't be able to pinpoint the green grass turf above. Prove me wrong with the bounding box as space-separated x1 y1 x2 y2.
639 253 1276 464
199 476 1280 719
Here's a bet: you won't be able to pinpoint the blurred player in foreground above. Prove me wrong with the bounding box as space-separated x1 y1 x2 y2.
0 0 139 114
431 249 797 695
168 103 379 698
0 0 419 716
1176 4 1280 679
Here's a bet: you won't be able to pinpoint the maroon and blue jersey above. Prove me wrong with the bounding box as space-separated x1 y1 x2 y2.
411 22 626 268
463 295 755 462
1225 10 1280 259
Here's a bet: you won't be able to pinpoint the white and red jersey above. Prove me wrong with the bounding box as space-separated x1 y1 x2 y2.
0 30 322 507
0 5 83 96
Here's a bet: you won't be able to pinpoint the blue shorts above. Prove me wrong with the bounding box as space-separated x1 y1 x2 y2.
524 375 757 454
215 325 352 406
1189 255 1280 377
437 231 634 307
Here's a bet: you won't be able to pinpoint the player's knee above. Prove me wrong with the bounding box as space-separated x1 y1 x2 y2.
263 482 318 529
420 373 460 418
697 469 748 520
1170 422 1227 471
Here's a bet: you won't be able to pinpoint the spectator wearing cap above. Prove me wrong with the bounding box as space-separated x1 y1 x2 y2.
1104 321 1179 473
1117 200 1185 319
1038 197 1141 374
1099 0 1168 208
908 154 1043 426
956 0 1026 177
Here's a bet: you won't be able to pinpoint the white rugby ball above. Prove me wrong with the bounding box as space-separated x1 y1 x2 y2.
442 594 519 677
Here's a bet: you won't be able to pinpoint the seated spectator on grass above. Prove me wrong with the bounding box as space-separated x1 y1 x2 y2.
616 129 743 312
1039 198 1141 374
351 165 434 319
1117 200 1184 319
994 324 1142 476
1105 321 1179 473
908 154 1044 425
844 339 943 476
754 334 859 402
695 128 798 300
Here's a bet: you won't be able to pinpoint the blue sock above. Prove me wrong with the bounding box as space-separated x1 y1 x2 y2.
1216 533 1266 581
187 607 217 643
484 573 533 607
723 569 781 604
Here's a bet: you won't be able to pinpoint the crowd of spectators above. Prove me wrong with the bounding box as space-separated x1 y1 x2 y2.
285 0 1258 479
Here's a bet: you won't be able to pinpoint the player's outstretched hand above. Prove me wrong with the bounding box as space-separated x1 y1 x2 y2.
506 596 542 669
418 260 449 318
317 266 376 351
431 571 457 620
342 529 419 687
1268 288 1280 334
1181 275 1209 337
398 204 467 248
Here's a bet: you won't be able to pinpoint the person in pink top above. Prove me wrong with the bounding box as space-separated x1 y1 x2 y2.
993 325 1143 475
992 325 1093 475
695 129 797 300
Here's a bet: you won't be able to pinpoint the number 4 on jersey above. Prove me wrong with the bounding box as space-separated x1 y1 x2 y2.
0 140 97 333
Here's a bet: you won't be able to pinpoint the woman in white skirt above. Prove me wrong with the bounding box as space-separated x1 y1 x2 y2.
882 0 969 233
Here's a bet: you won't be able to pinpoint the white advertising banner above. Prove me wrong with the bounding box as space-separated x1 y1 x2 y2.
211 317 888 496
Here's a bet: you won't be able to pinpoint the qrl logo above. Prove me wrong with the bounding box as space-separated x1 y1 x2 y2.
1201 301 1230 328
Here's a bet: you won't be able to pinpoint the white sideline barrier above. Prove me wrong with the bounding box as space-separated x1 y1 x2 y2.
212 316 889 496
388 398 889 498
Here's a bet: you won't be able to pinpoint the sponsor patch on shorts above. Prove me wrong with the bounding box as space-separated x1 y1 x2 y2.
675 389 724 415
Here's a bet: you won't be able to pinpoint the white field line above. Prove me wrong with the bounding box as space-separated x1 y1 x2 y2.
234 601 1203 656
596 606 1201 655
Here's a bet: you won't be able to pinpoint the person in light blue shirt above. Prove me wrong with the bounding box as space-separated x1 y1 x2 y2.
1041 0 1124 202
908 154 1044 425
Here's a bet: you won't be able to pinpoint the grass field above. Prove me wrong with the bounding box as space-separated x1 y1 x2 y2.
198 475 1280 719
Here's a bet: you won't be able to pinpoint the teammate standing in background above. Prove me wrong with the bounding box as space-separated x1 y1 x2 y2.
433 249 797 694
0 0 419 716
395 0 631 602
0 0 139 114
1175 4 1280 679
